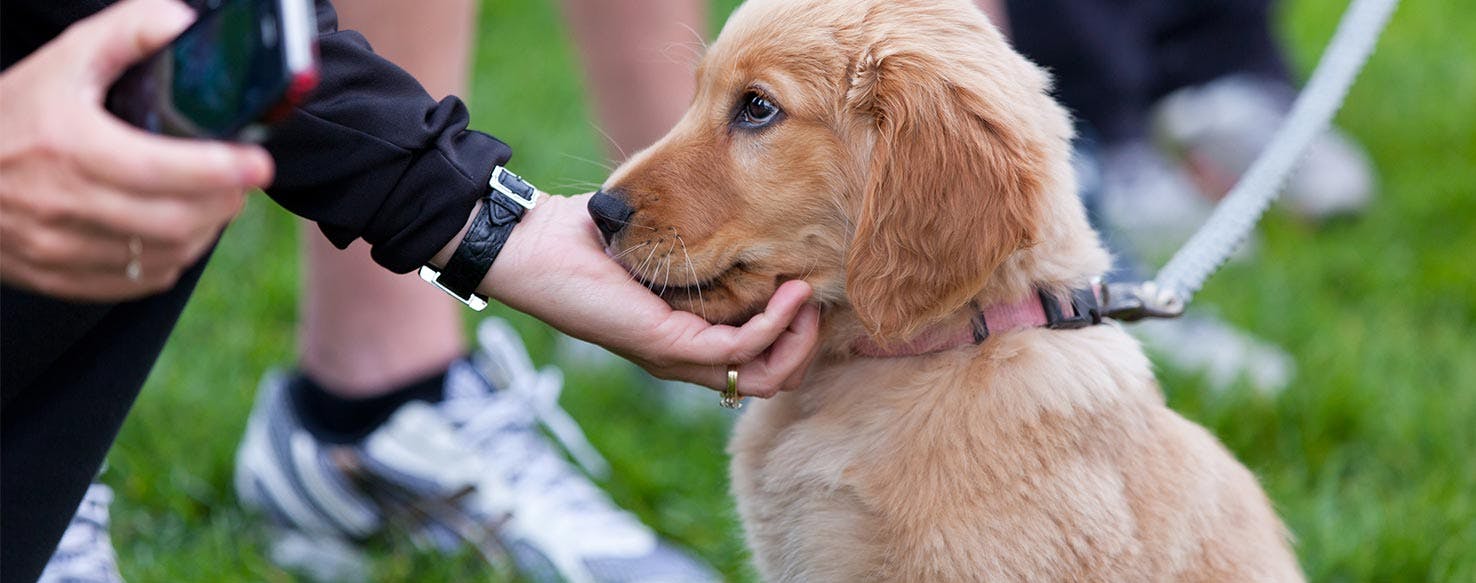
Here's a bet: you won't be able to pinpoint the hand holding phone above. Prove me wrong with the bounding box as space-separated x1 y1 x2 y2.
1 0 276 300
107 0 319 141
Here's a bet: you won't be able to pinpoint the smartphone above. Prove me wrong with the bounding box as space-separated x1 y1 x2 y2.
106 0 319 142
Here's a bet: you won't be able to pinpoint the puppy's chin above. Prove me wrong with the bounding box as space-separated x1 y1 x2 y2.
659 274 774 326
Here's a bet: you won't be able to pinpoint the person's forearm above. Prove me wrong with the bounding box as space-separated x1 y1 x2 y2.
262 0 510 274
428 200 481 270
560 0 705 156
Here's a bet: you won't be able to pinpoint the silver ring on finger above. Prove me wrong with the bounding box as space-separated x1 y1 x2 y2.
721 365 744 409
126 236 143 282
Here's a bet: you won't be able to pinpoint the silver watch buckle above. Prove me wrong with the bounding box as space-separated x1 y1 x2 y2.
490 166 539 210
418 265 489 311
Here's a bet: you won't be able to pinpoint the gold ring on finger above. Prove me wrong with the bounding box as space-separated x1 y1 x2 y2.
126 236 143 282
721 365 744 409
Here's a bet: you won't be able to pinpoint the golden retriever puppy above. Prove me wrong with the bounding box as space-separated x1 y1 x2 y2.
589 0 1302 580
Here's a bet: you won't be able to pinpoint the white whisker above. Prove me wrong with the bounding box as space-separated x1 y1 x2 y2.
677 234 708 323
549 180 606 192
635 240 661 284
659 40 705 68
559 152 614 172
659 240 675 296
610 241 650 262
589 124 629 162
683 255 695 314
675 22 708 50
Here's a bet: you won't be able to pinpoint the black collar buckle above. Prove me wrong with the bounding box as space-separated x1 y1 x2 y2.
1040 287 1103 330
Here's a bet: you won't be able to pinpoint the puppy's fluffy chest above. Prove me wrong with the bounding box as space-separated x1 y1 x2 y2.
729 326 1295 582
753 326 1161 490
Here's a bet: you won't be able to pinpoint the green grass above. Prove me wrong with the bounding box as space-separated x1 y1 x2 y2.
107 0 1475 580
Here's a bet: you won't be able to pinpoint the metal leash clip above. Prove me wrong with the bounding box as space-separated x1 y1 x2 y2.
1101 281 1187 322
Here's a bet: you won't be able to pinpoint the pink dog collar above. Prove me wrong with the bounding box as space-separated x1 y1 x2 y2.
852 285 1105 358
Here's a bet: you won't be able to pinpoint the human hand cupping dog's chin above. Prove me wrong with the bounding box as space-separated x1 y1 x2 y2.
486 193 822 397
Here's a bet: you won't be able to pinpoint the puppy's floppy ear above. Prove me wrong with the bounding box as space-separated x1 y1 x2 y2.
844 24 1051 343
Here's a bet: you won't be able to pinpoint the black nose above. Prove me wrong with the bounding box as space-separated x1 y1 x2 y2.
588 189 635 245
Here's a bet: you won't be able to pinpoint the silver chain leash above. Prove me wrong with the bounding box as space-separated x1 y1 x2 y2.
1104 0 1400 321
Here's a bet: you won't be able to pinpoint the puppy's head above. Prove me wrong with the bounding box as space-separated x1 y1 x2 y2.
594 0 1105 344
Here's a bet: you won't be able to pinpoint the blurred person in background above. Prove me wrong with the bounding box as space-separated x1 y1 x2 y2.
3 1 821 582
1007 0 1379 393
222 1 731 582
26 1 731 582
1009 0 1377 243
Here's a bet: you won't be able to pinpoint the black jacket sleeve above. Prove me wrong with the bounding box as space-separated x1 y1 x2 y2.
263 1 511 273
0 0 511 274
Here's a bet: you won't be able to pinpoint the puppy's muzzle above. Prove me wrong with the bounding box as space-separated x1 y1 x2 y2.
588 189 635 245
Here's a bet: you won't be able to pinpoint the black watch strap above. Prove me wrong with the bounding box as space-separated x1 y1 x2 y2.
419 167 538 311
436 200 508 298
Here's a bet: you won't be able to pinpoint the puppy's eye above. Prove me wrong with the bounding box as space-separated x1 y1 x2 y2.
736 91 782 129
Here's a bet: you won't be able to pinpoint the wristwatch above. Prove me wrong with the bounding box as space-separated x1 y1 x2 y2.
419 166 539 310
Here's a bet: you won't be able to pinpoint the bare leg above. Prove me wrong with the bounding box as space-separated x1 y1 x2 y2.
561 0 706 158
297 0 476 397
562 1 994 156
240 7 722 580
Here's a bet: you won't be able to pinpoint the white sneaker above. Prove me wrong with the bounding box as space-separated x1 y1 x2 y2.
1153 74 1377 220
38 483 125 583
235 319 722 583
1098 140 1218 262
1131 314 1295 395
555 335 727 422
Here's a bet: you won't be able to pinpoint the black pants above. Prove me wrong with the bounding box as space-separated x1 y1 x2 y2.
1008 0 1292 144
1 254 210 583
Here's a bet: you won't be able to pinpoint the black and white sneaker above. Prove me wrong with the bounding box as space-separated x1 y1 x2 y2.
234 319 721 583
1153 74 1377 219
38 483 125 583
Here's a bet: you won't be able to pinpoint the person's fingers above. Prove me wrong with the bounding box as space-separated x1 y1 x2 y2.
655 362 738 393
72 221 216 275
655 280 814 366
83 185 245 244
664 303 821 396
772 304 822 393
0 251 182 302
0 204 130 271
714 279 813 363
166 220 226 269
54 0 274 194
3 224 134 271
79 120 274 194
731 303 821 398
0 175 238 271
75 0 196 86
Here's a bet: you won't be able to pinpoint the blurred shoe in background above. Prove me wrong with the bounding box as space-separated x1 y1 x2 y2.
556 335 728 422
1153 74 1377 220
38 483 124 583
234 319 721 583
1080 132 1292 397
1131 313 1295 395
1097 140 1217 261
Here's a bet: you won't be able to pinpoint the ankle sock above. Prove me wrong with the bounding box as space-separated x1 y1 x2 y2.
288 364 451 444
